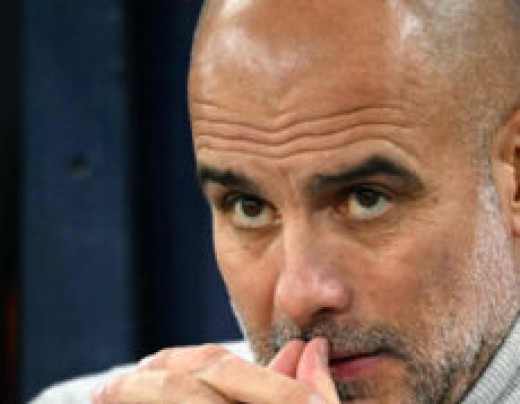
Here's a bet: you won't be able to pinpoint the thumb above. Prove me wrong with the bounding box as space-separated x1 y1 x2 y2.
296 338 339 403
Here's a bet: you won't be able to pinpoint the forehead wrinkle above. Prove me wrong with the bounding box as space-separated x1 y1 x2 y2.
191 103 414 146
192 104 418 162
194 126 416 162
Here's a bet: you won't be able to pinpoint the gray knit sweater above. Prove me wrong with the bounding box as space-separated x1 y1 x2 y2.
461 317 520 403
30 320 520 403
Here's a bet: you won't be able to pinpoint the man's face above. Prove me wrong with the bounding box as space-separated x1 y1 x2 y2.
190 1 519 402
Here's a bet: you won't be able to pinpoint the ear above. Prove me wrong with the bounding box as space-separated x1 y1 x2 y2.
493 109 520 237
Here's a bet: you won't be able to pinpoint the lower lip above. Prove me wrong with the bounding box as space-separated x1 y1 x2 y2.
330 353 388 380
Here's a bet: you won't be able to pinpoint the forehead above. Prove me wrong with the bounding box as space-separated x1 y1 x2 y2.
190 0 427 127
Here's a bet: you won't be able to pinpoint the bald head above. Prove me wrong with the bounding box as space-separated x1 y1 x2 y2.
190 0 520 154
190 1 427 129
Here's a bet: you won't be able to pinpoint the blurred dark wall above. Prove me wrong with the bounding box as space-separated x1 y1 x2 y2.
129 0 241 353
16 1 241 402
22 1 136 401
0 0 20 402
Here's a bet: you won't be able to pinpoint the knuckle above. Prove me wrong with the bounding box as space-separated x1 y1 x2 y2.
138 344 232 378
197 343 228 359
139 347 180 368
213 350 244 368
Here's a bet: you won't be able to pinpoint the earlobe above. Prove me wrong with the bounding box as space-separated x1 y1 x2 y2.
494 110 520 237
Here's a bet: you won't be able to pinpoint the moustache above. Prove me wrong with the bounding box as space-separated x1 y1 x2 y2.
270 319 414 363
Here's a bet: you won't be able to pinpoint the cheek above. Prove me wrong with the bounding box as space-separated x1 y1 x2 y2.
357 220 476 336
213 230 278 335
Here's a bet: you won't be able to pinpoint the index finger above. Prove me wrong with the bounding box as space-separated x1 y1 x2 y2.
268 339 306 377
196 353 329 404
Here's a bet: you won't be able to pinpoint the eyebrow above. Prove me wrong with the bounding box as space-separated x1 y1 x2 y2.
197 165 259 194
197 155 424 196
311 155 424 194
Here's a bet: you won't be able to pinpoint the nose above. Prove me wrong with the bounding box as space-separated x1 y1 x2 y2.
273 223 352 328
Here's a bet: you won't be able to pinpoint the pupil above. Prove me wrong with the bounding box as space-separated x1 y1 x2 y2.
356 190 379 207
241 199 262 217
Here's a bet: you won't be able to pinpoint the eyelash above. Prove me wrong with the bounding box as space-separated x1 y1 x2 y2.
337 184 392 203
216 185 393 213
218 192 267 212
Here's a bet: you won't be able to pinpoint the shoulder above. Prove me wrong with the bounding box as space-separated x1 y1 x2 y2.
29 340 252 403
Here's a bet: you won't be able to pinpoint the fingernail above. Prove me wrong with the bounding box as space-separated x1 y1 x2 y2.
317 338 329 366
309 394 326 404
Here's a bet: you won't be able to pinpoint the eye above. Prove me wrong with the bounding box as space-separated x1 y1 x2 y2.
222 194 278 229
340 186 391 220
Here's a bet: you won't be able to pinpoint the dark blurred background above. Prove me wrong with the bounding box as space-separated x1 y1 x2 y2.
0 1 242 402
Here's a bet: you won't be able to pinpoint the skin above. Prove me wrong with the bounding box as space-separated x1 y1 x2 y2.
95 0 520 403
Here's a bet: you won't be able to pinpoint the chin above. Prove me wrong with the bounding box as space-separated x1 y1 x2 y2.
331 362 430 404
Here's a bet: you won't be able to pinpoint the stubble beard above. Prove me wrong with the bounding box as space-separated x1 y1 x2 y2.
252 320 455 403
231 180 520 403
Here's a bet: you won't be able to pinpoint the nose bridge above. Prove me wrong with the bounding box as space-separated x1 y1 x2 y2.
274 217 351 327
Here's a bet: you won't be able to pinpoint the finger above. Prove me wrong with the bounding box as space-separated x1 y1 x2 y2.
196 353 328 403
93 370 173 403
297 338 339 403
93 369 230 404
139 344 229 375
268 339 305 377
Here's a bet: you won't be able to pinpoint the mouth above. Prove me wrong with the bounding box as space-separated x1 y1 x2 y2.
329 350 390 380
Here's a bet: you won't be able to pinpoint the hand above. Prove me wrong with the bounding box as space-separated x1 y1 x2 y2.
93 338 339 403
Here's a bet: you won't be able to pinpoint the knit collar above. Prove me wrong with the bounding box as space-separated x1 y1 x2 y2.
461 316 520 403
